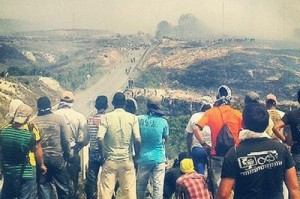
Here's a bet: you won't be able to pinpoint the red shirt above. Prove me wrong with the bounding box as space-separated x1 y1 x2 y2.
176 173 212 199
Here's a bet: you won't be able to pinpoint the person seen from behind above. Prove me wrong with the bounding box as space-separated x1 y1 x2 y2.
176 158 212 199
0 104 45 199
194 85 243 196
55 91 89 199
163 152 190 199
85 95 108 199
274 89 300 185
217 103 300 199
33 96 72 199
136 96 169 199
97 92 141 199
265 94 285 141
186 97 212 174
3 99 46 198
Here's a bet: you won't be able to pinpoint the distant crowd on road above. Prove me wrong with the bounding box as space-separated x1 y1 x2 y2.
0 85 300 199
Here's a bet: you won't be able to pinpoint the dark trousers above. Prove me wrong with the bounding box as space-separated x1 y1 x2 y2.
67 154 81 199
85 159 101 199
38 156 70 199
1 173 36 199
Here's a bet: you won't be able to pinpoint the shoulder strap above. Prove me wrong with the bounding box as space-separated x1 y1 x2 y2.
217 107 224 125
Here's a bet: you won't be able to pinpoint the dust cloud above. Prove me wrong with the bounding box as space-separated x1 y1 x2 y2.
0 0 299 40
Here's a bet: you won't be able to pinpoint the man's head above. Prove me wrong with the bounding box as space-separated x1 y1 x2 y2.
37 96 52 111
147 96 164 116
6 99 24 118
180 158 195 174
265 93 277 109
13 104 33 124
60 91 75 103
125 98 138 114
95 95 108 111
244 91 260 105
112 92 126 108
217 85 232 100
243 103 269 133
200 96 213 112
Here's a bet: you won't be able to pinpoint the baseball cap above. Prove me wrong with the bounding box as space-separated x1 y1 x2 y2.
245 91 260 104
217 85 232 100
61 91 75 102
266 93 277 104
147 96 162 110
13 104 33 124
6 99 24 118
147 96 164 115
180 158 195 173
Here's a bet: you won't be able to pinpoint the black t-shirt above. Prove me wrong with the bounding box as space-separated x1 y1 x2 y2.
282 108 300 153
221 138 294 199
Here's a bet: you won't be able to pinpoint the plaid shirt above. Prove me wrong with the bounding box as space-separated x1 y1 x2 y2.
176 173 212 199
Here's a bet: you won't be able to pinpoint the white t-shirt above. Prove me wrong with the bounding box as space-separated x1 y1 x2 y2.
185 112 211 148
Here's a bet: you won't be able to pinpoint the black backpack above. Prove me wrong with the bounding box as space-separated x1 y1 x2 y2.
215 107 235 156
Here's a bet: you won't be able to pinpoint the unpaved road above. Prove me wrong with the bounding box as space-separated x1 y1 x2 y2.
73 48 148 116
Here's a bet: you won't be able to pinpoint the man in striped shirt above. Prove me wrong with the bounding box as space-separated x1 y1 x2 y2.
85 95 108 199
0 104 43 199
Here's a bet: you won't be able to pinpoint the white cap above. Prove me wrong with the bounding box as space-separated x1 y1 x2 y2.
6 99 24 118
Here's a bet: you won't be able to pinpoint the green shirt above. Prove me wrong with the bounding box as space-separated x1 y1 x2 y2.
98 108 141 161
0 125 35 180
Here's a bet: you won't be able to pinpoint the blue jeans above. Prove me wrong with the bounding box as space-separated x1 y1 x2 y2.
210 156 224 197
136 163 165 199
38 156 70 199
191 147 208 174
1 174 36 199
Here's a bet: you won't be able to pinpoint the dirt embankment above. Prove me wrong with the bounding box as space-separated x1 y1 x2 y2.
0 77 62 125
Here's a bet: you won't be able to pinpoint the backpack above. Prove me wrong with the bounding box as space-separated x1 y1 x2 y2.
215 108 235 156
268 110 282 140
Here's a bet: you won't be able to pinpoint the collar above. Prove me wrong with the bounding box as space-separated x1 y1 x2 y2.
113 108 125 112
239 129 271 141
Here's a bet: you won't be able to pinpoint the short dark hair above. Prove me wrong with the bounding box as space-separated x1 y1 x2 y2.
112 92 126 108
95 96 108 110
37 96 51 110
298 89 300 103
243 103 269 133
125 99 137 114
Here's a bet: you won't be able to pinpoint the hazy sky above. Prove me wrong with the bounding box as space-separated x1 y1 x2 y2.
1 0 300 40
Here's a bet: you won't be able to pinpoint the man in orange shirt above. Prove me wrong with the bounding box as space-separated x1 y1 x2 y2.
194 85 243 196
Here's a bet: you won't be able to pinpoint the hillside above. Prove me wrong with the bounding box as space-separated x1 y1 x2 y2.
0 76 62 125
137 38 300 104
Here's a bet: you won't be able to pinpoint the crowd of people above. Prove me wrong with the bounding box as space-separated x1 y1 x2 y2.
0 85 300 199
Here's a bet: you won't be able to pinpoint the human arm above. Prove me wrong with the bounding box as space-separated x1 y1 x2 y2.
216 178 235 199
273 120 286 142
97 115 108 163
133 116 141 158
60 118 72 159
35 141 47 174
285 167 300 199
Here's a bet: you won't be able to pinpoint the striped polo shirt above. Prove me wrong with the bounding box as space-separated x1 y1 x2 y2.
0 125 35 180
87 112 105 161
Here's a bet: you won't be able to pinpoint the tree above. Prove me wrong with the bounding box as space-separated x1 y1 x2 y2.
176 14 206 39
156 20 173 38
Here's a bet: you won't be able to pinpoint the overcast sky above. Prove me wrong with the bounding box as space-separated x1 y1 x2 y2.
1 0 299 40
